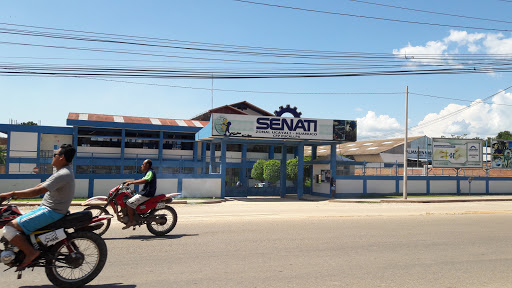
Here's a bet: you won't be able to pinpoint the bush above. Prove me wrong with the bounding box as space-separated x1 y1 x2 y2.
251 160 266 182
286 156 311 183
264 160 281 184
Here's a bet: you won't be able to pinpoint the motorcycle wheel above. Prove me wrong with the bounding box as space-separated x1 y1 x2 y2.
84 206 111 236
146 205 177 236
45 231 108 288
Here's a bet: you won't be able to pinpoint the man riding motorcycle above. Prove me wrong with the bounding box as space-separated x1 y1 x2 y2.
0 144 76 271
122 159 157 229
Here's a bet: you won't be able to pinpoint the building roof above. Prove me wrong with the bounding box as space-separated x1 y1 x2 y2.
191 101 274 121
337 136 424 156
67 113 209 128
304 136 425 157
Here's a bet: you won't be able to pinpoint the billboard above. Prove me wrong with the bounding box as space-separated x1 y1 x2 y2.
211 113 356 141
432 138 482 168
491 140 512 168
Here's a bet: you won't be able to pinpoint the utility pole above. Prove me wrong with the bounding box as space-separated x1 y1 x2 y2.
403 86 408 199
211 74 214 110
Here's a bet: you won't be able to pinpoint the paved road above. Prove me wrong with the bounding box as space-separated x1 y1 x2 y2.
3 200 512 287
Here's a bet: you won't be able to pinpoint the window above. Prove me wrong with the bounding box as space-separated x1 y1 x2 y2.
78 137 122 148
77 128 122 137
125 130 160 139
247 145 269 153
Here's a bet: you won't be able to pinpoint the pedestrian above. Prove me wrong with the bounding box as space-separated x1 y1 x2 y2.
330 178 336 198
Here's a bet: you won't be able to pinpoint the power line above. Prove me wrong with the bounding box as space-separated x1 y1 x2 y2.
233 0 512 32
81 77 404 95
410 92 512 107
349 0 512 24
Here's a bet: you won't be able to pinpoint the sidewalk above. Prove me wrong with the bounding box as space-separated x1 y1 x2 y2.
12 194 512 207
11 198 226 207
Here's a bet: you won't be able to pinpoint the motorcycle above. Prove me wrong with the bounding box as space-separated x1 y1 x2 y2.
0 197 112 287
82 183 180 236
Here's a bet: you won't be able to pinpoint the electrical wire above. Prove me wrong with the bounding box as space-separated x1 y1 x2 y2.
233 0 512 32
349 0 512 24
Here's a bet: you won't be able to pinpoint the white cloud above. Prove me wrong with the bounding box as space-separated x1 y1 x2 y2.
394 30 512 68
412 91 512 138
356 111 402 140
357 91 512 140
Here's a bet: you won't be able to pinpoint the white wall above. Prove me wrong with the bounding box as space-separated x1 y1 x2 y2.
0 179 41 191
162 150 193 160
75 179 89 198
93 179 125 196
10 132 37 157
77 147 121 158
368 180 395 194
9 163 38 174
489 181 511 194
460 180 486 194
337 179 364 194
40 134 73 152
156 179 178 194
430 180 457 194
398 180 426 194
312 164 330 194
182 178 221 198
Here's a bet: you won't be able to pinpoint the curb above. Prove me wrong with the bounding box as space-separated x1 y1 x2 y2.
12 199 226 207
330 198 512 204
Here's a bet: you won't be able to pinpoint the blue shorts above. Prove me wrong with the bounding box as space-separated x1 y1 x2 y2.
17 206 66 235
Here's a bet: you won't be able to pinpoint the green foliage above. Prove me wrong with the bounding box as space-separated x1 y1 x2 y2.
497 131 512 140
263 160 280 183
286 157 298 181
251 160 266 182
286 156 312 182
0 147 5 165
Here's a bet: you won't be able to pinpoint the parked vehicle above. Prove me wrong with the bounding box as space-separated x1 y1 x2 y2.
0 197 111 287
82 183 180 236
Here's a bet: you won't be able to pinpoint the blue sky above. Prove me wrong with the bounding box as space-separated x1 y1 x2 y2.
1 0 512 140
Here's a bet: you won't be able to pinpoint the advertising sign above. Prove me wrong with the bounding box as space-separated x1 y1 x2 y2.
432 138 482 168
491 140 512 168
211 113 356 141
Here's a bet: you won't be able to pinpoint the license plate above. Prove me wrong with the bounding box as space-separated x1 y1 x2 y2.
155 202 166 209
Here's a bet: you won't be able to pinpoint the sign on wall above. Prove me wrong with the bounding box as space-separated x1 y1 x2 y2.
211 113 356 141
491 140 512 168
432 138 482 168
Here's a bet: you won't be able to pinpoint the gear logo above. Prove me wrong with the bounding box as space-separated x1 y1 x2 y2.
274 105 302 118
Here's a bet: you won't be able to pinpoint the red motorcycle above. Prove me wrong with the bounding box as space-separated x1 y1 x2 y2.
0 197 112 287
82 183 180 236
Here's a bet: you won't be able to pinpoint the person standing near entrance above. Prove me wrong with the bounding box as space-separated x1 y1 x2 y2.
330 178 336 198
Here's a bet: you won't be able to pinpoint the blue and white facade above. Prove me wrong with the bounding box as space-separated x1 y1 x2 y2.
1 102 354 199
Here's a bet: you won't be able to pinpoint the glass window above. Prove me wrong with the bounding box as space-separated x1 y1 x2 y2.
78 137 122 148
78 128 122 137
247 145 269 153
125 130 160 139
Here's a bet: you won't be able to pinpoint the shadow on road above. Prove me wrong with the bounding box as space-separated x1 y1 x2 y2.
104 233 198 241
21 283 136 288
226 196 327 202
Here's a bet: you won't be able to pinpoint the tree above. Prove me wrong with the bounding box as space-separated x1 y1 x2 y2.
497 131 512 140
0 147 5 165
251 160 266 182
286 156 312 183
263 160 280 184
20 121 38 126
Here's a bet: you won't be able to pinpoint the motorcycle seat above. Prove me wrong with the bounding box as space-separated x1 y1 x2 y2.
36 211 93 231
